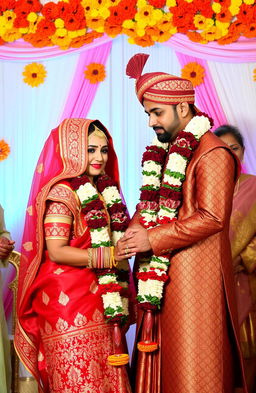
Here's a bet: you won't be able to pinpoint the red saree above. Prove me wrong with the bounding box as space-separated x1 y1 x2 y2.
14 119 132 393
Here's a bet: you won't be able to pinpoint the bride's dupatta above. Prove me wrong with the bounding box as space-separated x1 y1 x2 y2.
14 119 122 392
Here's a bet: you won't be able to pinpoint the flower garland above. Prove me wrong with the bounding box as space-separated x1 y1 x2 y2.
70 173 130 324
136 112 213 310
0 0 255 50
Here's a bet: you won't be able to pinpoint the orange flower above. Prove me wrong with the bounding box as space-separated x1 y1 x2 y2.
0 140 10 161
146 26 173 42
253 68 256 82
148 0 166 7
181 62 205 87
187 31 208 44
36 19 56 37
215 6 232 23
104 21 122 37
133 34 154 47
24 33 53 48
70 31 103 48
243 23 256 38
84 63 106 84
217 32 238 45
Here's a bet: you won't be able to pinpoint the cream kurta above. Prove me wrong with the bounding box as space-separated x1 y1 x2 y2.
133 132 247 393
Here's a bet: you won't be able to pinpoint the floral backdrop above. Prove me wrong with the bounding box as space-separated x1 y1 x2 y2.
0 0 255 50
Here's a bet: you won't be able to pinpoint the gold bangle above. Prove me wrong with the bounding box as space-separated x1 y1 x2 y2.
103 247 110 269
88 248 92 268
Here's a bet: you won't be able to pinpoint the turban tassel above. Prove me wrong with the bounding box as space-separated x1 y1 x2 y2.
126 53 149 80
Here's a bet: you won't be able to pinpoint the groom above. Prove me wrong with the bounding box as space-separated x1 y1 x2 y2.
117 53 247 393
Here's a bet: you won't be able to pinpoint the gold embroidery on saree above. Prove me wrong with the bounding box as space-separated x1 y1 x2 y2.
58 291 70 306
40 314 128 393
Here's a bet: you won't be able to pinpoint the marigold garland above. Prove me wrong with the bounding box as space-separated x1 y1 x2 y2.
22 62 47 87
181 62 205 87
0 139 10 161
84 62 106 84
0 0 255 49
253 68 256 82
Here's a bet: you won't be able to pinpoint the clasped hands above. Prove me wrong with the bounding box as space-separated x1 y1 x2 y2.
0 237 15 260
115 225 152 261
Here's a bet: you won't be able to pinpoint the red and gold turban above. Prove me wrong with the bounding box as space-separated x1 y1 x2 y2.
126 53 195 106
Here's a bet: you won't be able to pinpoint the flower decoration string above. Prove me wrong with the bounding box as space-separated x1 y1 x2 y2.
0 0 255 49
136 112 214 310
70 173 130 324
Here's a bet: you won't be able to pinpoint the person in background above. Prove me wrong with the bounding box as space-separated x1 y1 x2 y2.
215 124 256 393
116 53 247 393
15 118 134 393
0 204 15 393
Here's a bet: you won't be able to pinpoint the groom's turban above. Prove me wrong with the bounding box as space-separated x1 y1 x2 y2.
126 53 195 106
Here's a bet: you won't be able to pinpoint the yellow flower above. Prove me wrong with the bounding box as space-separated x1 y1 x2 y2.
19 27 29 34
201 25 222 41
23 63 47 87
212 2 221 13
27 12 38 23
28 15 43 34
229 4 241 15
86 16 105 31
166 0 176 6
0 140 10 161
55 18 65 29
181 62 205 87
123 20 135 29
158 14 176 32
56 28 68 37
137 0 147 8
98 7 111 19
194 15 214 30
68 30 79 38
84 63 106 84
231 0 242 4
135 6 161 27
244 0 254 4
51 34 72 49
215 20 230 36
136 26 146 36
2 28 22 42
253 68 256 82
2 11 16 28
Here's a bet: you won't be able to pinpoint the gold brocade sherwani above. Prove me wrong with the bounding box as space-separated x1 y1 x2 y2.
133 131 247 393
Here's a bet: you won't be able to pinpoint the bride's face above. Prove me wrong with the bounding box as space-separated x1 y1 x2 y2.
85 133 109 180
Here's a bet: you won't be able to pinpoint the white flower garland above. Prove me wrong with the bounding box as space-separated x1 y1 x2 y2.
137 113 212 308
75 178 130 320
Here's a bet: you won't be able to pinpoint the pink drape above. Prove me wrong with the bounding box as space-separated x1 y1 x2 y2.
60 41 112 120
0 35 113 60
166 34 256 63
175 52 227 129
